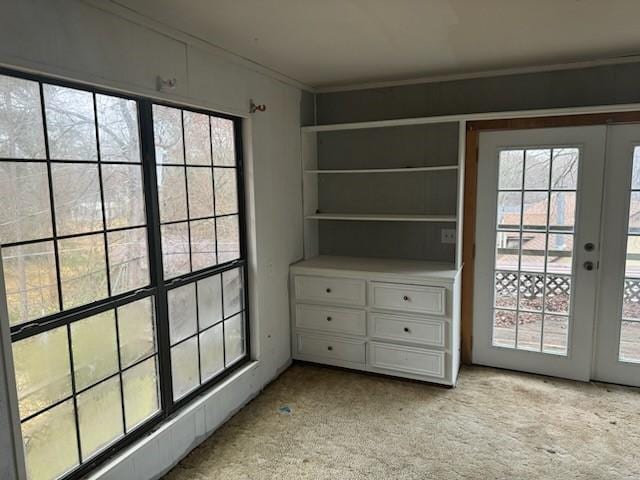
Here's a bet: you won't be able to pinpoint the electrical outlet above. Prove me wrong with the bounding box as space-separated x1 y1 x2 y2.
441 229 456 244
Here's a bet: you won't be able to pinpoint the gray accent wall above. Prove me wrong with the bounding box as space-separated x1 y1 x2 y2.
314 62 640 124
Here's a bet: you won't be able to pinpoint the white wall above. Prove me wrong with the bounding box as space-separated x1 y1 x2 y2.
0 0 305 478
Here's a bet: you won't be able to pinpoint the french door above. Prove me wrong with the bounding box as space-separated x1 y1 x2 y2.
473 124 640 386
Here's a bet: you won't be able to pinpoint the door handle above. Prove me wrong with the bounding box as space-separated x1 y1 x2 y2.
583 261 594 271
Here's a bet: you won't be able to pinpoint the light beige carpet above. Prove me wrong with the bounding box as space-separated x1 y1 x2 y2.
164 364 640 480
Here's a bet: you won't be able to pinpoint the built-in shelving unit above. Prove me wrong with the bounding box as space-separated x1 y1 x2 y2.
301 118 465 268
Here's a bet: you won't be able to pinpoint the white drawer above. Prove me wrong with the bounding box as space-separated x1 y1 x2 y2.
371 282 445 315
368 342 445 378
369 313 445 347
296 304 366 336
296 333 366 364
294 275 366 306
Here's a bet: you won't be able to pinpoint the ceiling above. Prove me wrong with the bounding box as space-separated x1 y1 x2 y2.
115 0 640 89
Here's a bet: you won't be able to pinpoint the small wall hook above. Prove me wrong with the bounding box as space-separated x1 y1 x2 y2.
157 76 177 92
250 99 266 113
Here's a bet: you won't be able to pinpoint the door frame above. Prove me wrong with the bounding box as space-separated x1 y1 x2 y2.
461 111 640 365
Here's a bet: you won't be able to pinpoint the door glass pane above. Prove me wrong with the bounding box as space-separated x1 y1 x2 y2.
0 74 46 159
22 399 78 480
619 321 640 363
168 283 197 345
0 162 52 244
71 310 118 390
13 326 71 418
153 105 183 164
107 227 149 295
77 376 124 458
122 357 159 430
52 163 103 236
491 147 578 355
58 234 108 309
43 84 97 161
2 241 59 326
96 94 140 163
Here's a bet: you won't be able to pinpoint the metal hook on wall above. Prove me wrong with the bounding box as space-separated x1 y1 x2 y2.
250 99 266 113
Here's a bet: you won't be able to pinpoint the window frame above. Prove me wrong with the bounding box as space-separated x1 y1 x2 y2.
0 67 251 480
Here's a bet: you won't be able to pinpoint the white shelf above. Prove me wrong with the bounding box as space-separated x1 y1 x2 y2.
305 213 457 222
304 165 458 174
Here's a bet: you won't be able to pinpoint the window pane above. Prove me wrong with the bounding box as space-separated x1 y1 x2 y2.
118 297 156 368
200 323 223 381
551 148 578 190
107 227 149 295
496 192 521 230
213 168 238 216
549 192 575 232
171 337 199 400
153 105 183 164
161 222 190 279
0 74 46 159
498 150 523 190
0 162 52 244
184 111 211 165
211 117 235 166
122 357 159 430
216 215 240 263
96 94 140 163
187 167 214 218
493 309 516 348
77 376 124 459
52 163 103 236
223 267 243 318
2 241 59 326
102 164 146 229
619 321 640 363
543 315 568 355
516 312 542 352
224 313 245 366
157 166 187 223
22 400 78 480
44 84 97 161
168 283 197 345
524 149 550 190
58 233 108 309
71 310 118 390
190 219 216 271
522 191 547 231
13 326 71 418
197 274 222 330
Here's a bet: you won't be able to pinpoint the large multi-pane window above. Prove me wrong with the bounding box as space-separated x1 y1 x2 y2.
0 70 249 480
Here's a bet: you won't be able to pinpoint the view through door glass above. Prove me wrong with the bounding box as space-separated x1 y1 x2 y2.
493 148 578 354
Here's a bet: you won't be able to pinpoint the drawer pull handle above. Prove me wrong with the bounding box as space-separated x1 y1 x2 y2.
404 327 411 333
326 288 332 293
327 316 332 321
327 346 333 351
403 295 410 301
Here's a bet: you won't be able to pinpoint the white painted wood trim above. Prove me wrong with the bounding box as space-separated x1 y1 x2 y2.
304 165 458 174
305 213 457 222
301 102 640 132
